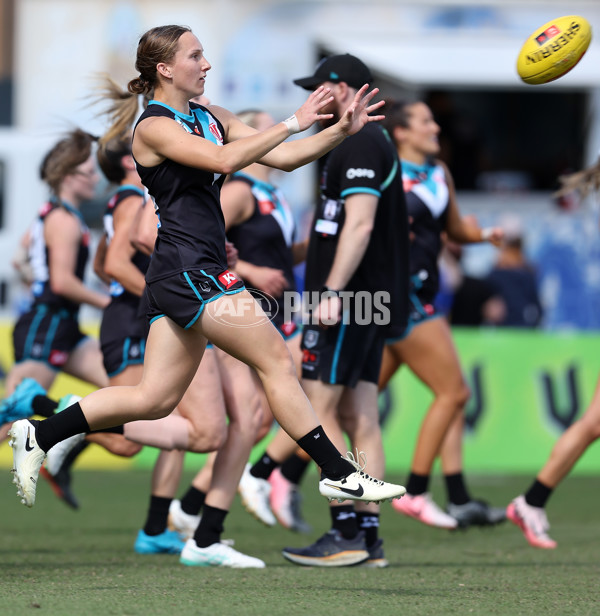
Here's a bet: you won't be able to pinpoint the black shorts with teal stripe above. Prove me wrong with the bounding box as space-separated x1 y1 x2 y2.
100 298 147 376
145 267 246 330
301 319 383 386
386 274 440 342
12 304 87 368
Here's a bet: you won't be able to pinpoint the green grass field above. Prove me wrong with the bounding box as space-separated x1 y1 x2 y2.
1 470 599 616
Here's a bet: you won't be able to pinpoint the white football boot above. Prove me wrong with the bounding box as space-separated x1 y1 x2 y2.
319 451 406 504
168 499 201 540
8 419 46 507
180 539 265 568
238 463 276 526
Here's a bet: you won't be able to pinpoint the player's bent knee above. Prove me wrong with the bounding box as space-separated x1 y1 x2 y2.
188 426 227 453
457 383 471 408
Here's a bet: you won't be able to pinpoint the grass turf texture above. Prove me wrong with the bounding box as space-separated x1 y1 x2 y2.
1 471 599 615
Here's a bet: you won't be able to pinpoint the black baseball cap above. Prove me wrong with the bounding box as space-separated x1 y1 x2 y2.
293 54 373 90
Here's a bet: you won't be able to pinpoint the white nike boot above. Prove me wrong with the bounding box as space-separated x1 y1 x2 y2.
318 451 406 504
8 419 46 507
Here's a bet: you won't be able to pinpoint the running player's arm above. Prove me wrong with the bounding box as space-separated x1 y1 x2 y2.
93 233 112 286
45 208 109 309
220 179 254 229
442 162 503 246
130 196 158 256
104 195 146 297
12 228 34 285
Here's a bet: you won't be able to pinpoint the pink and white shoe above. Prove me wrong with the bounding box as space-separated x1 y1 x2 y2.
506 495 557 549
392 492 458 529
269 468 311 533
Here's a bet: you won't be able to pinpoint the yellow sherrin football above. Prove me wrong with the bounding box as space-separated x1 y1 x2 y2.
517 15 592 85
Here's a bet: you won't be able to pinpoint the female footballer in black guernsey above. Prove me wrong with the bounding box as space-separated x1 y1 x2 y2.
379 99 504 530
8 25 406 567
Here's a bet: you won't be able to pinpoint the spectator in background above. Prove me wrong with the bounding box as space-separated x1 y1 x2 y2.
439 239 502 327
484 214 543 328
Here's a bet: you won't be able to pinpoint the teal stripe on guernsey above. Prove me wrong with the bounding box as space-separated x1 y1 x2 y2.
233 171 293 230
117 185 145 196
402 159 440 196
55 199 85 224
380 128 399 191
147 100 220 146
380 158 398 191
341 187 381 198
193 109 219 146
148 100 195 122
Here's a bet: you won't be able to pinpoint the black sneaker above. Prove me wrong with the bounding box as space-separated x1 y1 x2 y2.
282 529 369 567
361 539 389 568
446 500 507 528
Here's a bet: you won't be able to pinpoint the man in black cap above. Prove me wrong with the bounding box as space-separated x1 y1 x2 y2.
280 54 411 567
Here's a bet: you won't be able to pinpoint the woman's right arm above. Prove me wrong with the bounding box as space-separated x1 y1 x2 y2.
133 87 336 174
93 233 112 286
130 195 158 256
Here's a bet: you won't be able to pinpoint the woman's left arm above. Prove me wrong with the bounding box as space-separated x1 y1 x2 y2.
442 162 503 246
216 85 384 172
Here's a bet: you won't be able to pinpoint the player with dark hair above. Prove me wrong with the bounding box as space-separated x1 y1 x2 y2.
379 98 505 529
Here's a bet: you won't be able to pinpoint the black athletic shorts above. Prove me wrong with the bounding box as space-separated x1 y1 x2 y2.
301 319 384 386
145 267 246 330
12 304 88 368
386 274 440 342
100 299 146 376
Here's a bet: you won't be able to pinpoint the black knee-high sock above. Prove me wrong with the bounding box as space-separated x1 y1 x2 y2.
34 402 90 453
357 511 380 547
525 479 553 508
445 472 471 505
280 453 310 485
180 486 206 516
330 505 358 539
31 395 58 418
193 505 228 548
250 451 280 480
143 495 172 536
296 426 354 480
406 472 429 496
90 425 124 435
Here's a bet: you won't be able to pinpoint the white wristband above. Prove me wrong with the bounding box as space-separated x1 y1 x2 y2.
282 114 301 136
481 227 493 241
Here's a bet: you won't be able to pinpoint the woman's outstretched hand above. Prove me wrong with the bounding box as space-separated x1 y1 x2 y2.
292 86 335 132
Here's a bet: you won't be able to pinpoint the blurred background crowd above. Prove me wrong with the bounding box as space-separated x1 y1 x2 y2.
1 0 599 331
